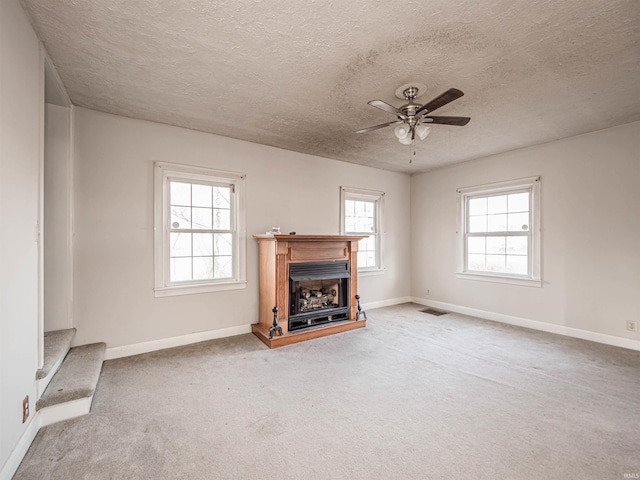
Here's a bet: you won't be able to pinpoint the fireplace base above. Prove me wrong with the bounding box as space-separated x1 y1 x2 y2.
251 318 366 349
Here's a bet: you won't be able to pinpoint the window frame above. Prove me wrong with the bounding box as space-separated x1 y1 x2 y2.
339 186 385 275
456 176 541 287
154 162 247 297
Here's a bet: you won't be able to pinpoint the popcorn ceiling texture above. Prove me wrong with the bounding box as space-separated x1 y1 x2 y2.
21 0 640 173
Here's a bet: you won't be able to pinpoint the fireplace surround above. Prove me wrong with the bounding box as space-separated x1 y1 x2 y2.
252 234 366 348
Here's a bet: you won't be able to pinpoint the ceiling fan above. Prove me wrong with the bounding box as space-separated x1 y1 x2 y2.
356 85 470 144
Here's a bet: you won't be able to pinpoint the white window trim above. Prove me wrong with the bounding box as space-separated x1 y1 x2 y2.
456 176 542 287
340 186 385 275
154 162 247 297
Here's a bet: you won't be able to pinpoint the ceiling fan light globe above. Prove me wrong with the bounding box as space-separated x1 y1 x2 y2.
416 125 432 140
394 125 409 139
398 136 412 145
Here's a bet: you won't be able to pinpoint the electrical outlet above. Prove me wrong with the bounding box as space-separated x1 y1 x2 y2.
627 321 638 333
22 395 29 423
426 289 430 296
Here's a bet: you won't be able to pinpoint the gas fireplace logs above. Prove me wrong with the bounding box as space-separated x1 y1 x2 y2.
299 287 338 312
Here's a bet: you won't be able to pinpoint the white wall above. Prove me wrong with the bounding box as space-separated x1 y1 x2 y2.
44 103 73 331
411 121 640 340
0 0 42 472
72 108 411 348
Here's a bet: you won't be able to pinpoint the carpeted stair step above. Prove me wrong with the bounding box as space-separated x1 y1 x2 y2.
36 342 106 411
36 328 76 380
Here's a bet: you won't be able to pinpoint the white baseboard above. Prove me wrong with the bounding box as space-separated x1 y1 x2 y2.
412 297 640 352
0 414 41 480
362 296 413 311
38 396 94 428
104 324 253 360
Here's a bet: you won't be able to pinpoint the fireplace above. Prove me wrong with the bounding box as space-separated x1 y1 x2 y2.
288 261 350 331
252 234 367 348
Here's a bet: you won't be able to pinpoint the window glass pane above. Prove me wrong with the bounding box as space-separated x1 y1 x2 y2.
508 192 529 213
214 233 233 256
506 255 528 275
170 182 191 206
486 236 506 254
468 197 487 216
192 184 212 208
213 186 231 208
486 254 506 273
170 233 191 257
361 215 375 233
192 207 213 229
364 235 376 251
467 254 486 271
487 214 507 232
364 201 374 218
213 208 231 230
345 216 356 232
193 233 213 256
467 237 485 254
366 251 376 267
507 212 529 232
214 256 233 278
345 200 355 218
357 250 367 267
506 236 528 255
170 257 192 282
487 195 507 214
193 256 214 280
171 206 191 229
469 216 487 233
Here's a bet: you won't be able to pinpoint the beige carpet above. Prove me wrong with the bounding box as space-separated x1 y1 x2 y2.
15 304 640 479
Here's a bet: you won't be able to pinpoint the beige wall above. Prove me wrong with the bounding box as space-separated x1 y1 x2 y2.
72 107 411 348
44 103 73 331
0 0 41 471
411 121 640 340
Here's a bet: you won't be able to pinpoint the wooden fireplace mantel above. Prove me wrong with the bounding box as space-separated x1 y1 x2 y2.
252 234 367 348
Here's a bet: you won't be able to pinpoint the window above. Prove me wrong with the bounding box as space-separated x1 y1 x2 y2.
340 187 384 274
457 176 541 287
154 162 246 297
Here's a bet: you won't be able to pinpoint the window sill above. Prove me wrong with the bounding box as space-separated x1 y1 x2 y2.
154 280 247 298
456 272 541 288
358 268 385 277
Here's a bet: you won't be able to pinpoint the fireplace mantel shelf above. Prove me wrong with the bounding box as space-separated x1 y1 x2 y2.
252 234 367 348
253 234 366 241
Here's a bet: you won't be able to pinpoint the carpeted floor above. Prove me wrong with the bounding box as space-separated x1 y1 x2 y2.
15 304 640 479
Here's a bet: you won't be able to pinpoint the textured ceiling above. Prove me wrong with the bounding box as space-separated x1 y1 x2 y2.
22 0 640 173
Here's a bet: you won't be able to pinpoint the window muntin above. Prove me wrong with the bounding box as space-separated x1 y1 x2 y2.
168 180 234 283
345 198 377 268
154 162 246 296
465 189 531 276
457 177 541 287
340 187 384 272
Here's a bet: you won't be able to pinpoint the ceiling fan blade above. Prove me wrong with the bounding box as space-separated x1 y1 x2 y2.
356 120 402 134
368 100 409 121
415 88 464 116
421 115 471 126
